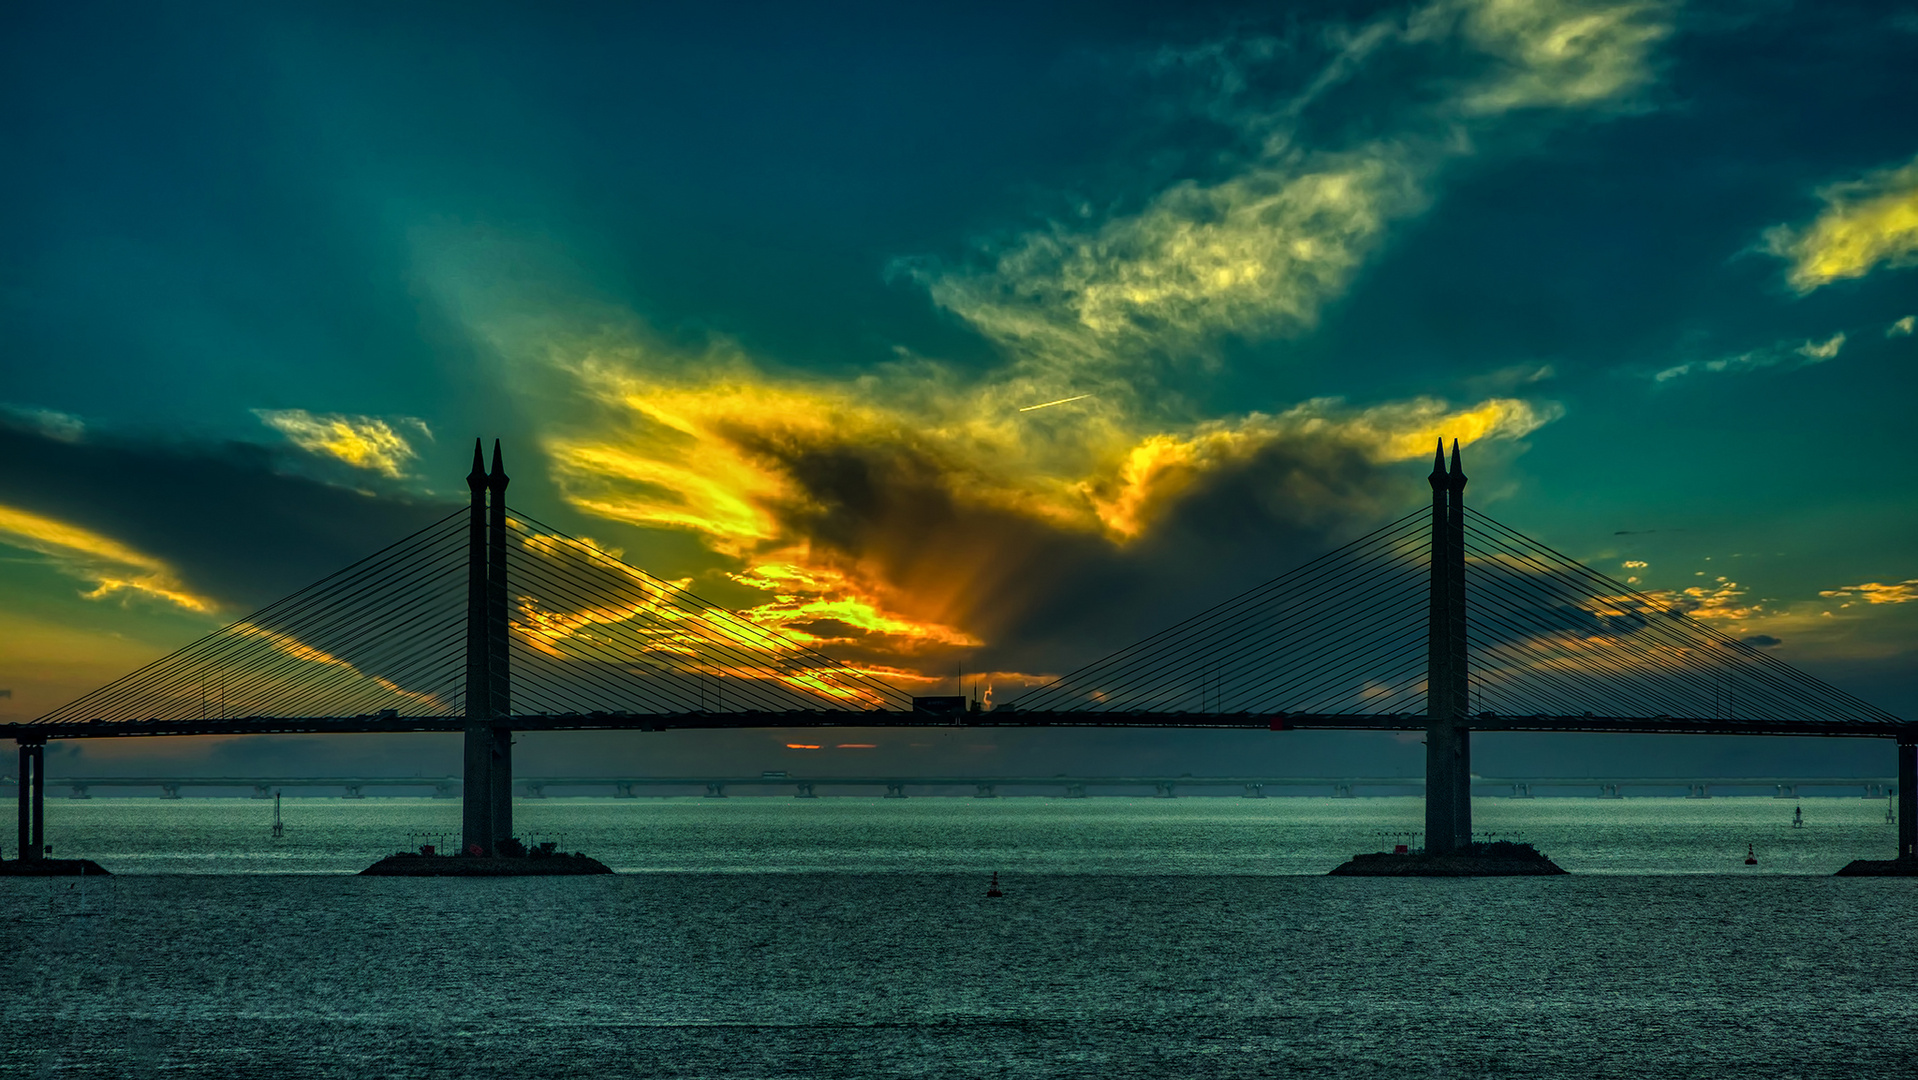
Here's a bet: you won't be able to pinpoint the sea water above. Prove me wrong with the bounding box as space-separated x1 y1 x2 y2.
3 797 1914 1077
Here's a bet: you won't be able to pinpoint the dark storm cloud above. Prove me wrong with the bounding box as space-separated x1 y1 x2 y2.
0 415 458 611
737 424 1416 676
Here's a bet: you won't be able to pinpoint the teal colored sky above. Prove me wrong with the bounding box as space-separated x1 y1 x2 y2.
2 1 1914 776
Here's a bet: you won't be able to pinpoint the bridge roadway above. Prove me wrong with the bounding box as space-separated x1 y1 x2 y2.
6 774 1896 799
6 707 1913 741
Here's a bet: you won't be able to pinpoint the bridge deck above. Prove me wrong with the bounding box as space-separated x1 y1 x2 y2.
5 709 1910 741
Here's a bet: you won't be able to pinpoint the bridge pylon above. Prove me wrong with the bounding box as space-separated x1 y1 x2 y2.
1425 440 1471 855
462 440 513 856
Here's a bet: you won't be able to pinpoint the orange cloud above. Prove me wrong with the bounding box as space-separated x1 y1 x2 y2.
1819 580 1918 605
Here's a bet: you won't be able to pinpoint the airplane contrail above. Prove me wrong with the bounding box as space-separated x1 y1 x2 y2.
1017 394 1093 413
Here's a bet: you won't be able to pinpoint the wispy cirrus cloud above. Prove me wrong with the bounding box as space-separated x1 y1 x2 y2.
908 0 1672 397
253 409 432 478
1764 151 1918 293
1890 315 1915 338
0 503 213 612
1653 331 1846 382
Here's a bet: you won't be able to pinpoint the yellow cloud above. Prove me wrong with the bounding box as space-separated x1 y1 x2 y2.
1448 0 1670 114
1819 580 1918 605
1765 152 1918 292
924 149 1428 375
254 409 428 477
232 622 448 713
1890 315 1915 338
0 503 213 611
1083 396 1557 538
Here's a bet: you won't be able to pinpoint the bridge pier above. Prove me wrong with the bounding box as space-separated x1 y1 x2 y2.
884 783 907 799
1599 783 1623 799
615 782 636 798
1774 784 1798 799
974 784 996 798
1243 783 1265 799
1333 782 1354 798
1510 783 1533 799
525 782 547 799
794 783 816 798
1064 783 1085 798
342 784 364 799
1899 737 1915 859
1687 783 1710 799
68 784 89 800
252 784 272 799
160 783 181 800
705 782 727 798
16 739 45 861
1154 782 1176 799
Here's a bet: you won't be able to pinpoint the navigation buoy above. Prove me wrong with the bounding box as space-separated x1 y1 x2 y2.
1793 806 1804 829
1745 844 1758 866
986 872 1003 898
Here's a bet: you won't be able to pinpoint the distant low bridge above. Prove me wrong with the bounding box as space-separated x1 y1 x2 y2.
6 774 1897 800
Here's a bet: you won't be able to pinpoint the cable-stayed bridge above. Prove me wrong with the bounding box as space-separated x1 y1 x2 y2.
8 440 1911 864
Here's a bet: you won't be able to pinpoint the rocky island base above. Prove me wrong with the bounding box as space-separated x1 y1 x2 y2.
1835 856 1918 877
362 840 612 876
1330 841 1568 877
1 858 112 876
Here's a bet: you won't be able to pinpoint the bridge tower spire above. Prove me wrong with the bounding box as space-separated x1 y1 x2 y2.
1425 439 1471 854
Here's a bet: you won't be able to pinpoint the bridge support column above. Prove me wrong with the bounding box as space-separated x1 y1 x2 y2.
705 782 727 798
974 784 996 798
252 784 271 799
1423 441 1471 855
461 440 515 856
1898 736 1915 860
16 739 45 861
885 783 907 798
615 782 635 798
1243 784 1265 799
69 784 90 800
1063 783 1084 799
794 783 816 798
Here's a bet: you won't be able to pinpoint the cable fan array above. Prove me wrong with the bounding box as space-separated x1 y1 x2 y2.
1011 510 1432 715
504 510 915 714
37 511 470 725
1460 508 1899 727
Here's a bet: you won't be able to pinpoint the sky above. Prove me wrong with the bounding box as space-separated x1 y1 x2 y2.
3 0 1915 781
